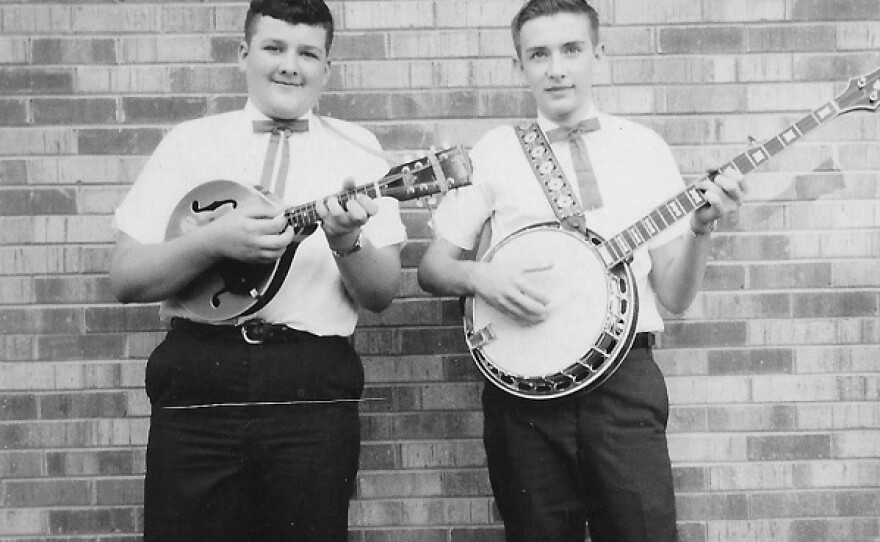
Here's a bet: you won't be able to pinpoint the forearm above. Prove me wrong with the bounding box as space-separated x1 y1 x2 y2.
650 228 713 314
417 241 479 297
110 231 217 304
333 235 402 312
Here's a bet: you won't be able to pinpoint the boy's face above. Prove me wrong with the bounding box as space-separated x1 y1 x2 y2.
239 15 330 120
515 12 601 126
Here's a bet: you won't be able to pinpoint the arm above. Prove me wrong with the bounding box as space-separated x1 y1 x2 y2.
417 237 550 325
318 191 402 312
110 202 296 303
649 167 745 314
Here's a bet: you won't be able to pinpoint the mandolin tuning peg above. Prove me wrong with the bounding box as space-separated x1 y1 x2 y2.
748 135 758 146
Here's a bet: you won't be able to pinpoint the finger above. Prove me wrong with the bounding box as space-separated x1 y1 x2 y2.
343 198 369 223
324 196 346 216
521 262 554 274
354 194 379 217
517 281 552 306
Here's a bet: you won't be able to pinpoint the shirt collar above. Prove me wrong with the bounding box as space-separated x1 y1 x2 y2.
536 104 601 133
243 99 316 125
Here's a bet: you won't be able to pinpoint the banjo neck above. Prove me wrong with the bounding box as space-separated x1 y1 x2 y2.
598 99 843 269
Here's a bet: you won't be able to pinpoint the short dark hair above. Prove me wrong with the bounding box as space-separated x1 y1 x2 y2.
244 0 335 54
511 0 599 58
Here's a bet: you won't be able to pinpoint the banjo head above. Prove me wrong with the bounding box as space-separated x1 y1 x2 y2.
465 223 638 399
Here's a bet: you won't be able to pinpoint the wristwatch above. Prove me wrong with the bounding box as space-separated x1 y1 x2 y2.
690 217 716 237
331 231 362 258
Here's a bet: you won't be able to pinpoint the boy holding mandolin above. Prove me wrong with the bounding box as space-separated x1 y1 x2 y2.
418 0 747 541
110 0 406 540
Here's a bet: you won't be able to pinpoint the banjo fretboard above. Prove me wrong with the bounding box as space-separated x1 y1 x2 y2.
598 100 841 268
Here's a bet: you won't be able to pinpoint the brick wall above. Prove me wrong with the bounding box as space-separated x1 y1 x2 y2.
1 0 879 540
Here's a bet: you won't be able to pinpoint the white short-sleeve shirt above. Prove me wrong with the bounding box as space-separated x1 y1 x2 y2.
430 109 688 332
114 101 407 336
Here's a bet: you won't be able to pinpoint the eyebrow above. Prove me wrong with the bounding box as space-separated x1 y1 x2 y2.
524 40 586 54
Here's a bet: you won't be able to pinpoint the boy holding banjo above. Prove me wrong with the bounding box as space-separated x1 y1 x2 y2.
417 0 746 540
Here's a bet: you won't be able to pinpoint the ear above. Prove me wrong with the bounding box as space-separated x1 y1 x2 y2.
594 43 605 61
512 56 526 85
237 40 249 73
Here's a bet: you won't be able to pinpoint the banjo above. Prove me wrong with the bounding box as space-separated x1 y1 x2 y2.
465 67 880 400
166 146 472 322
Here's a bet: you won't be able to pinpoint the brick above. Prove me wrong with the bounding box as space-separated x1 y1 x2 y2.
0 160 27 186
49 508 136 535
0 395 38 421
0 128 75 156
707 405 797 431
0 100 27 126
362 355 444 383
3 480 92 507
450 528 505 542
435 0 520 28
0 451 43 478
790 0 880 21
122 96 207 123
333 32 388 61
748 262 831 289
667 434 748 462
359 298 445 327
0 509 45 535
95 478 143 505
46 450 136 476
75 65 168 94
674 466 709 492
71 5 160 33
837 22 880 50
399 440 485 468
159 5 213 33
747 24 836 52
747 434 831 460
399 326 468 356
750 491 835 518
389 30 480 59
32 38 116 64
362 528 448 542
659 27 745 54
36 334 128 362
0 336 35 362
359 442 397 470
793 460 880 488
35 276 115 304
331 60 410 90
390 91 480 120
84 305 161 333
794 53 880 82
699 292 791 319
345 1 434 30
708 348 794 375
663 322 748 348
703 0 785 22
0 5 71 34
834 430 880 458
659 86 748 114
797 403 880 431
32 98 117 125
616 0 702 24
0 307 82 335
677 493 749 521
358 471 442 498
738 54 794 82
668 406 708 433
40 392 128 419
210 36 241 63
77 128 164 156
792 291 878 318
168 66 245 93
120 36 209 64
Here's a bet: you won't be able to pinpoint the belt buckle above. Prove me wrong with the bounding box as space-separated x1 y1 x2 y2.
240 319 268 345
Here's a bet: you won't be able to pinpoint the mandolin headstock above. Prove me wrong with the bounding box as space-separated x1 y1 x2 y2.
380 146 473 202
835 66 880 114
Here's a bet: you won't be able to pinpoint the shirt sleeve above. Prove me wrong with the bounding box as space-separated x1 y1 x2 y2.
428 132 499 250
113 126 190 244
644 130 690 250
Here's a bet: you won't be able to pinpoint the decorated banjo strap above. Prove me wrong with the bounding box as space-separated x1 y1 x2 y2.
514 122 588 234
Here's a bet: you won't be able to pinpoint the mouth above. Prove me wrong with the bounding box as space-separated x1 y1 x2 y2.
545 85 574 94
273 80 303 88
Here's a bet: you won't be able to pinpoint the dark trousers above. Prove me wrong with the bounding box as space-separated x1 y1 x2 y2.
143 322 364 542
482 344 676 542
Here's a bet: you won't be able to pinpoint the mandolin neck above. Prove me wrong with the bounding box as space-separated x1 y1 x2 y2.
283 183 383 230
598 100 841 268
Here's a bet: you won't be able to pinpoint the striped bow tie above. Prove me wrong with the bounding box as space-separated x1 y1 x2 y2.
252 118 309 134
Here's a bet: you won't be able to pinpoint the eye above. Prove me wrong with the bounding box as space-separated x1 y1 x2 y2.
564 44 582 55
263 44 281 52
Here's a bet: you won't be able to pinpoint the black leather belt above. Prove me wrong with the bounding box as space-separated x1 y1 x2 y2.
170 317 312 345
632 332 655 349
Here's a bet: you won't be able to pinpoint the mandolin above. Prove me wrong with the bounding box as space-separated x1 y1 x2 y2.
166 146 472 322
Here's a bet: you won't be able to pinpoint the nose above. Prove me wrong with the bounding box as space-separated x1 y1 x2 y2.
546 52 565 80
279 51 299 75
